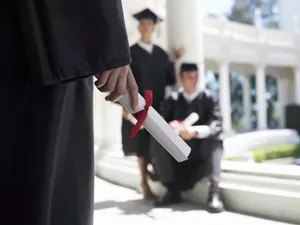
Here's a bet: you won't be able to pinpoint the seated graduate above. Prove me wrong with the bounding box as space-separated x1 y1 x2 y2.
151 63 224 213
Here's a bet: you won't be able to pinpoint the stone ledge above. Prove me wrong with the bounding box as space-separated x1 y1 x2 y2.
96 153 300 224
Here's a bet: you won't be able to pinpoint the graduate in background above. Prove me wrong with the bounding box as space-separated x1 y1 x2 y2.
151 63 224 213
122 8 183 200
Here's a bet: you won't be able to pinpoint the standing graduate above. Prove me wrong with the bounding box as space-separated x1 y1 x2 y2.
121 8 182 200
151 63 224 213
1 1 138 225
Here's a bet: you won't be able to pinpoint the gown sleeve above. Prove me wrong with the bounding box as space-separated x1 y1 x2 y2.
17 0 131 86
204 91 223 138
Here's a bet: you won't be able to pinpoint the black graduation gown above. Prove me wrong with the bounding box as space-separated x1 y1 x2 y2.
151 90 223 191
121 44 175 157
1 1 130 225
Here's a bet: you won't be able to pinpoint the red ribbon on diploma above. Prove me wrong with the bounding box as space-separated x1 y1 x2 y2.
128 90 153 138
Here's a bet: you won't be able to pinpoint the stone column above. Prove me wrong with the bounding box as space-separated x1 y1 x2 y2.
243 75 251 130
278 76 288 128
294 67 300 105
93 85 123 156
166 0 205 89
256 65 267 130
219 61 232 132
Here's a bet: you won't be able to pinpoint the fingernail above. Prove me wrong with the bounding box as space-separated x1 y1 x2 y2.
95 81 103 88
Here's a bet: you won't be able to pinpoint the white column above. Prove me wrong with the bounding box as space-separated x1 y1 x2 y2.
293 15 300 34
243 75 251 130
93 85 123 155
254 8 262 29
278 76 288 128
166 0 205 89
294 67 300 104
256 65 267 130
219 61 232 132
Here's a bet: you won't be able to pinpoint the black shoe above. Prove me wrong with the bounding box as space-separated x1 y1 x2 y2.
154 191 182 207
206 187 224 213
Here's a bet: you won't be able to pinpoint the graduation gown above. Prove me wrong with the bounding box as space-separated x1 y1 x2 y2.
151 90 223 191
121 44 175 157
1 1 130 225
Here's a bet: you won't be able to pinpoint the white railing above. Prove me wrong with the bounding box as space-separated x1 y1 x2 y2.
223 129 300 158
126 15 300 68
203 17 300 49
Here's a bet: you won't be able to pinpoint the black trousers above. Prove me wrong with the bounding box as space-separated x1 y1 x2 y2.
152 139 223 192
1 77 94 225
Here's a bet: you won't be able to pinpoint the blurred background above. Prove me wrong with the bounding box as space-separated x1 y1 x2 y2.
93 1 300 224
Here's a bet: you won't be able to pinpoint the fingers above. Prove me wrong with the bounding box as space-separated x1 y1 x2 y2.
98 69 119 93
126 69 138 112
95 70 111 88
95 65 138 112
105 71 127 102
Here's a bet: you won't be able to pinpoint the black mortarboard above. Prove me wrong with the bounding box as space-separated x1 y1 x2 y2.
133 8 162 24
180 63 198 74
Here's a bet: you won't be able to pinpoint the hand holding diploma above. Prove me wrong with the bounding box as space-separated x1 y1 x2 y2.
186 125 212 139
95 65 191 162
168 113 212 140
169 112 199 134
175 125 211 140
95 65 139 111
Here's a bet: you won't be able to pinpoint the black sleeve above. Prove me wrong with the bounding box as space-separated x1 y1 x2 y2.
204 92 223 137
160 95 176 123
166 61 176 86
17 0 131 86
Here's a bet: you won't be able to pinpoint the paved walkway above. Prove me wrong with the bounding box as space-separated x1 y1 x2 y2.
93 178 293 225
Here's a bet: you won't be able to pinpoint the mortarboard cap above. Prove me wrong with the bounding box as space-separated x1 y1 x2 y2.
180 63 198 74
133 8 162 24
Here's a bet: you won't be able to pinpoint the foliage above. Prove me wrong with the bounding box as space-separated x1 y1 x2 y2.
252 145 300 163
224 145 300 163
228 0 280 29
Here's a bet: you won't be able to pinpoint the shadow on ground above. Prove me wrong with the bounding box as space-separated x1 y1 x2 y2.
94 199 204 216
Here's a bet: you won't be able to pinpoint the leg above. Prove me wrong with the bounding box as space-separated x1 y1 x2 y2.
207 142 224 213
154 180 182 207
137 132 156 200
0 78 94 225
151 140 182 207
138 156 155 200
210 143 223 186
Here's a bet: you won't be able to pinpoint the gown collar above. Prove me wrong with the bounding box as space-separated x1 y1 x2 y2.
138 41 154 54
179 87 201 103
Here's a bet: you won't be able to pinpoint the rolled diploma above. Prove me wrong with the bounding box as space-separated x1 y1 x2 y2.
118 91 191 162
182 112 199 126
